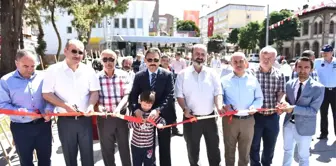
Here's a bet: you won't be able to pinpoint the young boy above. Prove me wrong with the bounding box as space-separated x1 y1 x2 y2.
129 91 166 166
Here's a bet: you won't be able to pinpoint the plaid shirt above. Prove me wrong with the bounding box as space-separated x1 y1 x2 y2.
252 67 285 115
291 70 318 81
97 69 131 112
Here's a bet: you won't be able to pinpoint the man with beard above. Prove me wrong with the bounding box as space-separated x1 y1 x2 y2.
97 49 132 166
122 56 135 82
221 52 263 166
250 46 285 166
42 39 100 166
129 47 175 166
279 57 324 166
175 44 222 166
0 50 54 166
160 55 183 136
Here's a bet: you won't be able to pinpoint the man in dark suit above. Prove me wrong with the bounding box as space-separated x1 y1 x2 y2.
129 47 175 166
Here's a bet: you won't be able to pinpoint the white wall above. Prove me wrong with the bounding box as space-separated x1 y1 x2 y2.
42 1 156 55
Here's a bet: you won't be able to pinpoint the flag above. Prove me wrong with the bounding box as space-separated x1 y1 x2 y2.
208 16 214 37
184 10 200 26
281 20 284 25
321 2 325 7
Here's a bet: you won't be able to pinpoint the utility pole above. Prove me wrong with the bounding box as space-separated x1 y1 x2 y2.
266 4 270 46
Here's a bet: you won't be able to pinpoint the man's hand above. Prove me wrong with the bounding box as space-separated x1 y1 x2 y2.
64 103 77 112
84 105 94 117
275 102 285 115
183 107 194 118
217 106 225 114
148 109 159 119
43 110 52 122
134 109 143 118
276 102 294 114
223 105 234 112
248 106 257 115
284 107 294 113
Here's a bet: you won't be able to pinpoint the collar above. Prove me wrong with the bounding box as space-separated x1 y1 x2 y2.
231 71 248 78
62 61 83 72
296 78 309 86
258 66 275 74
100 68 122 78
148 68 159 75
191 65 206 73
13 70 37 80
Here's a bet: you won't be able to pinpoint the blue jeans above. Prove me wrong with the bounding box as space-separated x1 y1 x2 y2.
250 113 280 166
282 123 311 166
131 145 155 166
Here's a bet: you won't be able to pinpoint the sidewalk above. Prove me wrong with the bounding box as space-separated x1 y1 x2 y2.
1 104 335 166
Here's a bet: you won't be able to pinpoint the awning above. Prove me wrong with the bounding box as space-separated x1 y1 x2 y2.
108 35 201 43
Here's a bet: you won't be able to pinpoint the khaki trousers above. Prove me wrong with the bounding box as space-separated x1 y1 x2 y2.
222 116 255 166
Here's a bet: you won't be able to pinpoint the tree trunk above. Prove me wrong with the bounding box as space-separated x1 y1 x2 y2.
50 0 61 60
0 0 26 77
19 24 24 49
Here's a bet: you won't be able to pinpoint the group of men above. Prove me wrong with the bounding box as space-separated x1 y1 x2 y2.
0 38 334 166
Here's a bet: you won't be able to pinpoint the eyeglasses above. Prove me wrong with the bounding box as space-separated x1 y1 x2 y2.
102 57 115 63
71 49 84 55
147 58 160 63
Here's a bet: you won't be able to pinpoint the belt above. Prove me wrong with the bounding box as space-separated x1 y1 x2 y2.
233 115 252 120
193 112 215 117
60 116 85 120
326 87 336 90
12 118 45 124
257 112 276 116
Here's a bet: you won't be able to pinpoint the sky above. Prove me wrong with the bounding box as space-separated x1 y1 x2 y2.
159 0 334 19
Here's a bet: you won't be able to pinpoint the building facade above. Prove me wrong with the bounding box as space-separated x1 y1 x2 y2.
158 14 174 36
282 6 336 58
200 4 265 44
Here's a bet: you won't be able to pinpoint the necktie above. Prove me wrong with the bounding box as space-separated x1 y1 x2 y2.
296 82 303 102
151 73 156 90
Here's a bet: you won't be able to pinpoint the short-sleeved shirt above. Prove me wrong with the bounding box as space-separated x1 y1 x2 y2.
252 66 285 114
314 57 336 88
175 66 222 115
42 61 100 113
97 69 131 112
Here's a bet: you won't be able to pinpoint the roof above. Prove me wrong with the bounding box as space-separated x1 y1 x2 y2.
298 5 336 18
103 35 201 43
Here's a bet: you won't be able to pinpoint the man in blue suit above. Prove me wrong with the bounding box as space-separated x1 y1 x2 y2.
278 57 325 166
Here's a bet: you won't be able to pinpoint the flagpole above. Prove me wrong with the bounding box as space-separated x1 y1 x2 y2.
266 4 270 46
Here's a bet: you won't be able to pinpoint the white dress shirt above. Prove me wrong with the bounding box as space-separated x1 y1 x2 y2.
171 58 186 74
175 66 222 115
42 61 100 113
294 79 308 100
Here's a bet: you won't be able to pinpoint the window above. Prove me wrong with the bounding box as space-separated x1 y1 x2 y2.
67 27 72 34
314 22 318 34
137 18 143 28
130 18 135 28
303 21 309 35
246 14 251 19
114 18 120 28
330 21 334 34
98 22 103 28
319 21 323 34
122 18 127 28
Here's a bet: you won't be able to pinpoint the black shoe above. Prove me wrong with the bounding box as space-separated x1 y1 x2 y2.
171 128 183 136
317 135 328 140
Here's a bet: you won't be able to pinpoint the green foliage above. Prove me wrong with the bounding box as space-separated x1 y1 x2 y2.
176 20 200 37
226 28 239 44
36 33 47 56
258 9 300 48
210 34 225 40
238 21 260 50
65 0 130 45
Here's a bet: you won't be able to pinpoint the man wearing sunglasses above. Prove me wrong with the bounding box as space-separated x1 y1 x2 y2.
129 47 175 166
96 49 132 166
42 39 100 166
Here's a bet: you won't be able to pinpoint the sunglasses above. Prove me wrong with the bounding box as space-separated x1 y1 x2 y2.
71 49 84 55
147 58 160 63
102 57 115 63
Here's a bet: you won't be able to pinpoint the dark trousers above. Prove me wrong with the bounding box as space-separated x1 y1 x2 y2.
183 116 221 166
250 113 280 166
10 119 52 166
152 124 172 166
97 116 131 166
57 117 94 166
131 145 155 166
320 87 336 136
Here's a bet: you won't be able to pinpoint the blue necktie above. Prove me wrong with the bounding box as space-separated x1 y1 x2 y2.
151 73 156 90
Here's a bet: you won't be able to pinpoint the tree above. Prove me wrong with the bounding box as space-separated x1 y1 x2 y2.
210 34 225 40
259 9 299 51
176 20 200 37
226 28 239 44
68 0 130 47
0 0 26 76
238 21 260 52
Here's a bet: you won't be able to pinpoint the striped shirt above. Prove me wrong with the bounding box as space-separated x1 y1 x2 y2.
129 111 166 148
